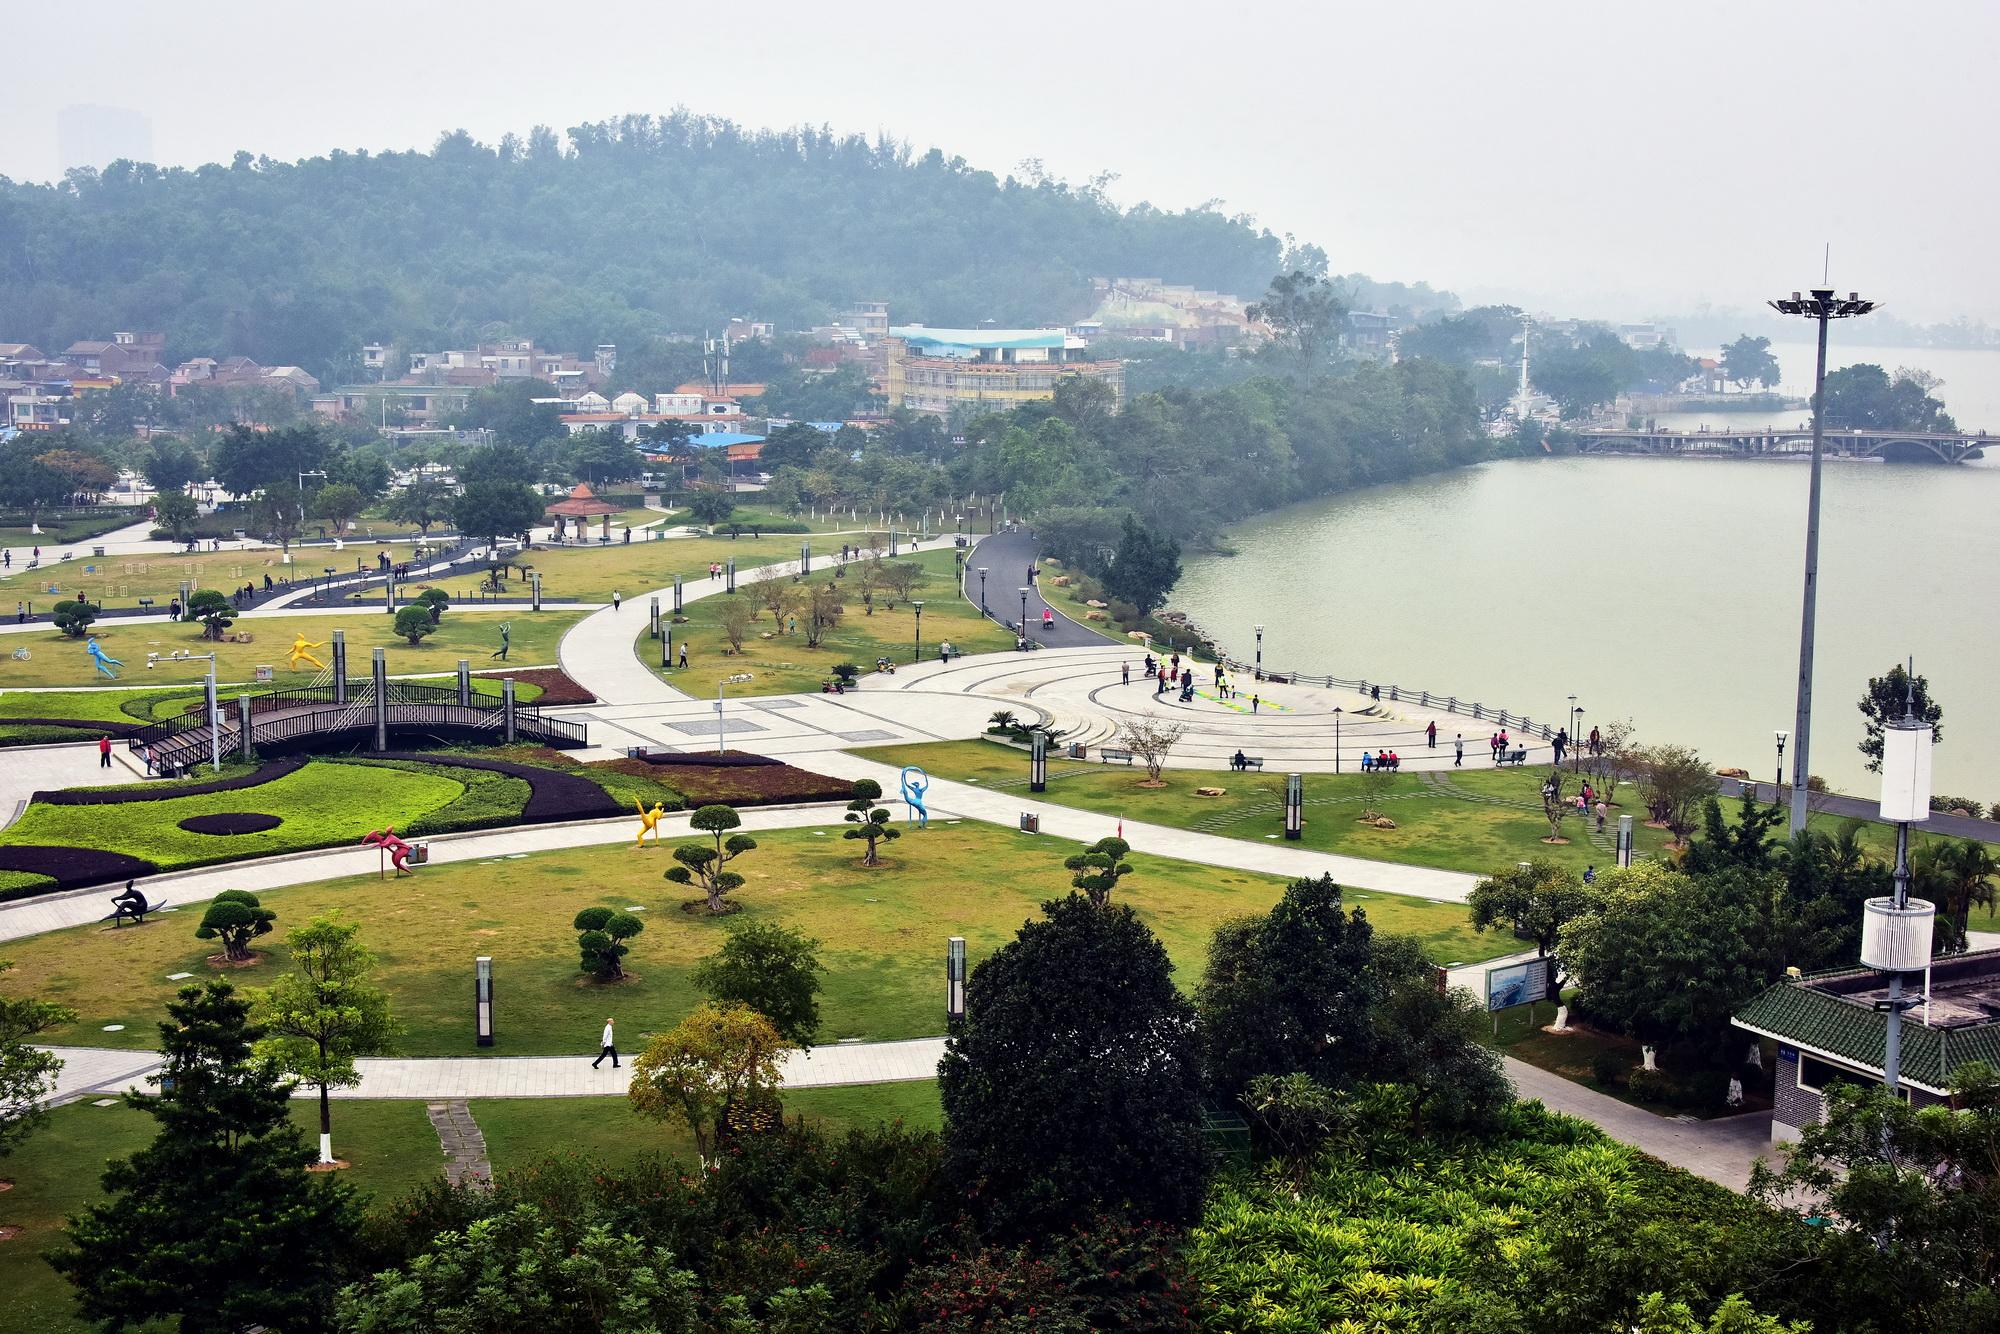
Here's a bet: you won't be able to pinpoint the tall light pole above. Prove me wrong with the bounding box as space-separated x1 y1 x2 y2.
1253 624 1264 680
1774 729 1789 802
1768 287 1876 835
1567 694 1578 770
1018 587 1029 643
976 566 988 614
1572 707 1584 774
912 600 924 663
1333 707 1342 774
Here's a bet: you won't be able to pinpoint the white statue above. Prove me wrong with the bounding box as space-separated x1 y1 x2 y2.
1549 1004 1571 1032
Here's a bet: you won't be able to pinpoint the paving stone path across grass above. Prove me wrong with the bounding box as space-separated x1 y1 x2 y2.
425 1099 492 1187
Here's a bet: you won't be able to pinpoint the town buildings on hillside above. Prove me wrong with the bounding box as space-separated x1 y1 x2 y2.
884 326 1125 417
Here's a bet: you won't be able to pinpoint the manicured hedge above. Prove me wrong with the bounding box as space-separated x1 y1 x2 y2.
364 751 621 822
486 666 596 705
0 716 148 738
350 759 534 838
177 812 283 835
32 758 306 806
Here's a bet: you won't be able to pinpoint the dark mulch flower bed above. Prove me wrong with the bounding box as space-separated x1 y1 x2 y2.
593 756 851 807
367 751 621 822
33 757 306 806
0 716 148 738
0 846 159 894
627 750 778 768
483 666 597 705
177 812 284 835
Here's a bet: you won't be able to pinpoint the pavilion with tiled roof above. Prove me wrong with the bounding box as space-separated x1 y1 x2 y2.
1734 947 2000 1142
543 482 622 541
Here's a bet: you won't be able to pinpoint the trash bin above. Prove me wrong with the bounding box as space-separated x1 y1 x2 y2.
92 545 105 557
1067 743 1086 759
1019 812 1040 834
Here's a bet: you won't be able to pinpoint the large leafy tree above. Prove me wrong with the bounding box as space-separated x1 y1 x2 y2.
1720 334 1782 390
939 893 1206 1236
151 489 201 543
1820 362 1956 433
1103 514 1182 616
691 920 825 1048
210 421 331 497
252 915 396 1166
453 480 545 546
1914 839 2000 955
1 957 76 1161
1857 660 1942 772
142 438 204 493
1469 859 1603 992
385 474 454 535
50 979 361 1331
1197 874 1377 1103
1751 1063 2000 1334
1247 269 1347 379
628 1002 793 1163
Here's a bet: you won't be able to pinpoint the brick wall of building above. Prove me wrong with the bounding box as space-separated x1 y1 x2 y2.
1772 1051 1821 1142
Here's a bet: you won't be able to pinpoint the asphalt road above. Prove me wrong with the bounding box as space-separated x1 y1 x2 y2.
961 529 1107 649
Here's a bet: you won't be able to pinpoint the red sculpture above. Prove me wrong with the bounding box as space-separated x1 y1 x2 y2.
363 827 415 876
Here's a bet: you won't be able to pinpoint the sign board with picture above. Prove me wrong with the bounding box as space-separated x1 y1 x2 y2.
1485 955 1556 1012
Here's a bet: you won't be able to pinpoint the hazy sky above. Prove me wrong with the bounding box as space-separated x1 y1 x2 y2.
4 0 1991 325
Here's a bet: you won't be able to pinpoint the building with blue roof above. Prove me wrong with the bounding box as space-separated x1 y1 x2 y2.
885 325 1123 418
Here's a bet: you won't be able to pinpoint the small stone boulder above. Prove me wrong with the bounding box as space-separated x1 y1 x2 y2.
1085 599 1107 609
1050 575 1070 586
1372 816 1398 829
1716 767 1750 779
1084 611 1108 621
1195 786 1227 797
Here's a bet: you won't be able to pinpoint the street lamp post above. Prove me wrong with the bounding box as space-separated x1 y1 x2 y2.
1254 624 1264 680
1567 694 1578 771
1774 729 1789 803
1572 707 1584 774
1019 587 1029 644
913 600 925 663
976 566 988 614
1334 707 1343 774
1768 287 1876 835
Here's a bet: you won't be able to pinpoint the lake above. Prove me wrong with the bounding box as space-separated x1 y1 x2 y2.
1171 446 2000 800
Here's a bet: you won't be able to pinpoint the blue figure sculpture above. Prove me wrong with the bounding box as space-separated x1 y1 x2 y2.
86 637 122 679
900 765 930 829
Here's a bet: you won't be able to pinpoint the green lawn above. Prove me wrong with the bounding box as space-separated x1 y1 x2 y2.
357 535 806 606
3 822 1499 1056
0 1098 437 1334
475 1081 943 1173
854 739 1670 877
0 509 147 548
0 610 584 691
0 674 541 734
646 549 1013 697
0 544 433 615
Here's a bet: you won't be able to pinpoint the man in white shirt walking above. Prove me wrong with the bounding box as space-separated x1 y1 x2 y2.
591 1016 619 1068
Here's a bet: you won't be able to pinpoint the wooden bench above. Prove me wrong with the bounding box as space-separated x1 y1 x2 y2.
1498 748 1528 766
1231 756 1265 771
1099 747 1135 765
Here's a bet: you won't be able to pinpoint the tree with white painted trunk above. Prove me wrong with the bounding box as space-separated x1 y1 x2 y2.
252 915 396 1166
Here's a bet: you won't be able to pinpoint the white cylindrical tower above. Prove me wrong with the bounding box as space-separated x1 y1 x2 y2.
1860 897 1935 972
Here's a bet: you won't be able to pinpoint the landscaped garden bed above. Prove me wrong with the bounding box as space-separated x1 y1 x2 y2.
31 758 306 805
479 665 595 704
592 753 851 806
175 812 283 835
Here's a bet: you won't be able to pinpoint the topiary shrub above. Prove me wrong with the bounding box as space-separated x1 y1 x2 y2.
418 588 450 623
1625 1067 1670 1104
1589 1051 1628 1087
194 889 275 961
573 905 644 979
393 605 436 645
52 599 100 638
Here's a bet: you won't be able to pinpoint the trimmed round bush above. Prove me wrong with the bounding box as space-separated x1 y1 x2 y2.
1590 1051 1627 1087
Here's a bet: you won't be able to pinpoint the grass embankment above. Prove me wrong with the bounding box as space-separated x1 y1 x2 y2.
0 610 585 690
3 822 1499 1056
353 535 805 606
853 738 1668 876
0 1082 934 1334
0 543 436 614
644 548 1013 697
654 505 857 534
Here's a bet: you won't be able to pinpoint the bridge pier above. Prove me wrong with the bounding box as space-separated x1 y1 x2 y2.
333 631 347 705
237 694 253 763
373 648 388 751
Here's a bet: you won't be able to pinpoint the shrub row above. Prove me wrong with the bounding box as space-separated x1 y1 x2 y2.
364 751 622 822
0 716 149 739
348 759 536 837
486 666 596 705
0 845 159 896
32 757 306 805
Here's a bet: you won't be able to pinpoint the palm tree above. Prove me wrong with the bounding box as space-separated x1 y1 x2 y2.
1914 839 2000 954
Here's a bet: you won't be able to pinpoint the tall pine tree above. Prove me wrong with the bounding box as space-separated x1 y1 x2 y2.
51 979 360 1333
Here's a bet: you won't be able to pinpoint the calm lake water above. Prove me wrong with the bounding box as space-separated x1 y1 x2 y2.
1173 446 2000 798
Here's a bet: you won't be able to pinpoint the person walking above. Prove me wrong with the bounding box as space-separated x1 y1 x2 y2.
1121 661 1131 686
1552 730 1567 766
1595 800 1608 833
1454 735 1464 767
98 735 113 769
678 642 689 668
1250 694 1260 713
591 1017 619 1069
1426 720 1437 749
612 590 622 611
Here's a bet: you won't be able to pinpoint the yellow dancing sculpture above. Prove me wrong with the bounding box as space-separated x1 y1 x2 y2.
634 799 667 847
286 634 329 672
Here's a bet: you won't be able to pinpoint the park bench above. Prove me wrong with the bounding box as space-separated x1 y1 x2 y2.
1100 747 1135 765
1230 755 1265 772
1498 748 1528 766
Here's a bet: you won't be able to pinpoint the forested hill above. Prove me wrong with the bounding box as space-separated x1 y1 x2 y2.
0 112 1284 376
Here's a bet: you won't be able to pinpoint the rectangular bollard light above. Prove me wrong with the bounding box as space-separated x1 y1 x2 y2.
531 572 542 612
947 936 966 1023
238 694 254 763
801 540 811 574
673 574 683 612
1030 729 1047 792
372 648 389 750
475 955 494 1047
1617 814 1634 867
457 659 471 707
650 596 660 639
725 558 735 592
502 678 517 744
1285 773 1303 840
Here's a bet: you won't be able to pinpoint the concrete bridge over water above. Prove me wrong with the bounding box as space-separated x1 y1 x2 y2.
1573 426 1990 465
